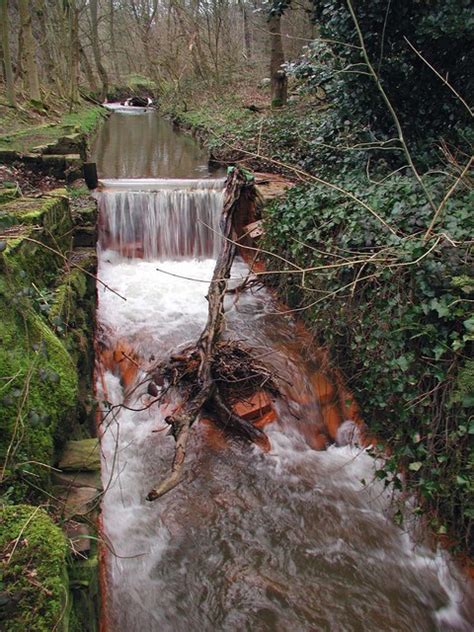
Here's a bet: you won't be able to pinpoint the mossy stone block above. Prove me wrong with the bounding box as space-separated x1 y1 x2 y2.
73 225 97 247
0 504 69 632
0 190 71 231
0 279 79 484
72 203 97 227
58 439 100 471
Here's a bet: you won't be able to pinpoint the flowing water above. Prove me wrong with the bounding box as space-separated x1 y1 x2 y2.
94 111 473 631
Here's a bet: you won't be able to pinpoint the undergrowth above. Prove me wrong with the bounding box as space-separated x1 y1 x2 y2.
263 174 473 551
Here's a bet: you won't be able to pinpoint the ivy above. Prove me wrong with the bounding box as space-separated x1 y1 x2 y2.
273 0 473 170
263 172 473 552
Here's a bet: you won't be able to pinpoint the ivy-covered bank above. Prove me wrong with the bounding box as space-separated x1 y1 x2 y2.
0 187 99 630
170 92 473 553
262 176 473 553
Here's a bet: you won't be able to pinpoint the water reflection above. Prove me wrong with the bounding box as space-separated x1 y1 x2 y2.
92 111 221 179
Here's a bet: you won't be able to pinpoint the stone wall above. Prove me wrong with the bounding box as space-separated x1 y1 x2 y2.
0 188 99 631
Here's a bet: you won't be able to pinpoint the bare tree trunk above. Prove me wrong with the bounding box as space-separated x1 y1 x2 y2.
37 0 67 97
90 0 108 101
269 14 287 107
109 0 121 83
18 0 42 102
79 41 98 94
0 0 16 106
34 0 55 85
239 0 251 60
67 0 80 108
15 20 24 83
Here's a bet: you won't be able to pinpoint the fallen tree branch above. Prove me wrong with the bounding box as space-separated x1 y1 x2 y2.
147 168 272 501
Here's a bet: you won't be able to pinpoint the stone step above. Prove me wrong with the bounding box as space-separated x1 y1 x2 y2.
57 485 100 519
73 225 97 247
64 520 93 557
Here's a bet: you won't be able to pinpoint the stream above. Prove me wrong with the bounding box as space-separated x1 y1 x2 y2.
92 110 473 632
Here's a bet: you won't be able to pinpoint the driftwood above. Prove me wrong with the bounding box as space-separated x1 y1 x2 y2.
146 168 277 501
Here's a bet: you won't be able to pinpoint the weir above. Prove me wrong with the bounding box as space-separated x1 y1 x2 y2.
93 112 473 631
97 178 225 259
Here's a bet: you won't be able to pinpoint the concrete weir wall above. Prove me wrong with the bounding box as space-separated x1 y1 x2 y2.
0 188 100 631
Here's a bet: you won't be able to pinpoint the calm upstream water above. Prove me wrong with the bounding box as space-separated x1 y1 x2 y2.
92 109 222 179
93 110 473 631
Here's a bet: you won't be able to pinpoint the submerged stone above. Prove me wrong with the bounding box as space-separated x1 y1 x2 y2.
232 390 274 422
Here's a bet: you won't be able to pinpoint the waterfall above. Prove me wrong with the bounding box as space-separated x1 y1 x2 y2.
96 178 226 260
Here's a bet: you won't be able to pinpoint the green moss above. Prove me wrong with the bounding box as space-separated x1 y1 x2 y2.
0 275 78 487
48 249 97 427
0 186 20 205
60 108 106 136
0 106 105 155
67 185 90 199
0 192 73 288
0 504 69 632
0 182 99 629
126 73 156 89
0 192 88 493
72 204 97 225
0 190 71 231
68 552 100 632
58 439 100 472
106 74 157 101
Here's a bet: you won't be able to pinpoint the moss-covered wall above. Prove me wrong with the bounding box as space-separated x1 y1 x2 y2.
0 188 99 630
0 193 81 489
0 504 70 631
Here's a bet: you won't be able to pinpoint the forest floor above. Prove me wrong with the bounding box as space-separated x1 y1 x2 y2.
164 84 328 177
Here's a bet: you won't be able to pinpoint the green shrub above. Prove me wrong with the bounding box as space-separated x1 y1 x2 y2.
263 172 473 550
273 0 474 169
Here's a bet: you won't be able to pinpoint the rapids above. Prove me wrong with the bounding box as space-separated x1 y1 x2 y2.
93 111 473 631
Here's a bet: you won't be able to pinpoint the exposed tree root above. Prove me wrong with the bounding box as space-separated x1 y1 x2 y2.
147 168 279 501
